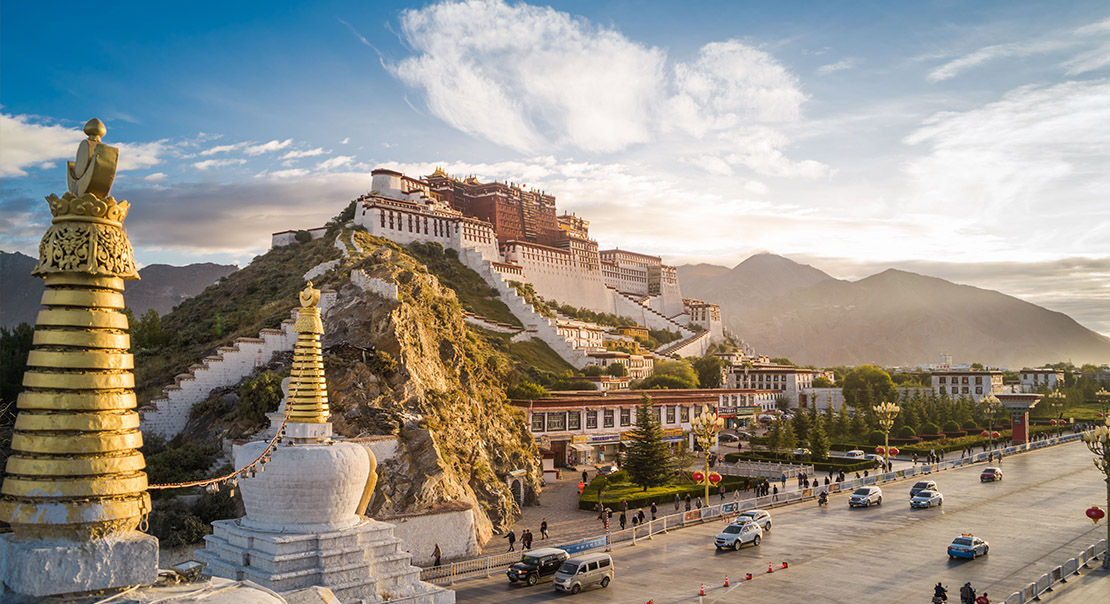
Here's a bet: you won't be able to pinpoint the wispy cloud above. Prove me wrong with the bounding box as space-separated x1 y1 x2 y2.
244 138 293 156
818 57 860 74
194 158 247 170
317 155 354 171
281 147 326 159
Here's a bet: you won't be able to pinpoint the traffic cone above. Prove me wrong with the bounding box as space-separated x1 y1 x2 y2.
745 573 753 581
699 583 705 596
768 562 774 573
781 561 789 569
724 574 729 587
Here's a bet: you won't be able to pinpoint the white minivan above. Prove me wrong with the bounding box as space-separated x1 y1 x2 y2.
553 552 614 594
844 450 866 460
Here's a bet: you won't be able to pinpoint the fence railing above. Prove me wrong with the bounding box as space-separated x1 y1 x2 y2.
1003 539 1107 604
717 460 814 479
419 432 1087 586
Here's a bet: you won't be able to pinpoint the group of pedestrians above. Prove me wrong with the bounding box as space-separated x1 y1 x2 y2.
502 519 550 552
935 581 990 603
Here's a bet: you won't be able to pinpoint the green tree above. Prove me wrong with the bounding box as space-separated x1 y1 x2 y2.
832 404 851 439
506 381 548 399
692 356 724 388
606 362 628 377
813 376 834 388
237 371 284 422
809 418 831 461
622 395 673 490
849 411 869 440
582 365 604 377
766 419 782 452
637 374 696 389
841 365 896 407
792 410 812 443
769 357 794 366
779 419 798 453
653 359 699 386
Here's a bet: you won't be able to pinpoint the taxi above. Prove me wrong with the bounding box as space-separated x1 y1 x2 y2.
947 534 989 559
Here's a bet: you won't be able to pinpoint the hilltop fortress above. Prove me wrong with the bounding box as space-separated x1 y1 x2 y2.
275 168 724 355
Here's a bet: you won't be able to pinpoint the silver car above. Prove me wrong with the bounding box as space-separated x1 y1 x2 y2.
848 486 883 507
735 509 772 530
715 521 763 550
910 490 943 509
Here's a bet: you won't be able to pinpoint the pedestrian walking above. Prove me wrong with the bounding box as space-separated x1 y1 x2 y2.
685 493 692 511
582 470 588 484
674 493 681 511
505 530 516 552
619 512 626 530
540 519 549 539
631 515 638 528
637 509 645 524
650 501 658 520
772 485 778 501
863 470 869 478
695 497 703 509
596 501 604 520
719 484 726 500
621 499 628 514
913 453 918 465
522 529 533 550
960 581 975 604
781 474 787 488
577 480 584 495
975 593 989 604
824 476 830 485
432 543 442 567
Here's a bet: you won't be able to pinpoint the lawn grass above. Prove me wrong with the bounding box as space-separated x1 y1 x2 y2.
579 472 757 510
509 338 575 375
405 243 522 327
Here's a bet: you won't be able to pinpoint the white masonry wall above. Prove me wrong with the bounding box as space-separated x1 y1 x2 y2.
352 269 400 300
379 506 480 567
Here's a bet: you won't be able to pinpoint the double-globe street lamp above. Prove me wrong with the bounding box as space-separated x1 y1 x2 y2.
1080 418 1110 568
692 405 725 505
980 394 1005 454
1095 388 1110 421
874 401 900 472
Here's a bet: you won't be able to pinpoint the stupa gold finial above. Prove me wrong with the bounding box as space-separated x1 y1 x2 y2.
0 119 156 597
288 282 329 423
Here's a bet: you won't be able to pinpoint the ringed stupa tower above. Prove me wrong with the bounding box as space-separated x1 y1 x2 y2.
197 284 453 603
0 119 159 596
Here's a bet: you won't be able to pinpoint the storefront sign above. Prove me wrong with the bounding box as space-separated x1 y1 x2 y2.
662 428 685 442
571 435 589 443
590 432 620 444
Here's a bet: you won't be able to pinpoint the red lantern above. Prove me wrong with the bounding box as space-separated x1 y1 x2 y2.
992 432 1000 439
1086 506 1105 524
1059 419 1067 425
692 471 705 482
981 431 990 437
874 446 885 455
1049 420 1057 426
889 447 900 456
709 472 722 484
1098 413 1105 418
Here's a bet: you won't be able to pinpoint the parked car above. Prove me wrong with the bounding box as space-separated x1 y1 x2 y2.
792 447 812 456
848 486 883 507
718 433 741 444
507 548 569 586
844 450 866 460
947 534 989 559
910 480 938 498
865 453 885 463
553 553 614 594
980 467 1003 482
735 509 773 530
595 464 619 476
714 520 763 550
910 490 944 509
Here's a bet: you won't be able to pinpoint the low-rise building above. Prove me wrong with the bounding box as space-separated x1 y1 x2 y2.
726 364 818 408
512 389 777 466
1020 368 1065 393
931 370 1004 402
586 350 652 380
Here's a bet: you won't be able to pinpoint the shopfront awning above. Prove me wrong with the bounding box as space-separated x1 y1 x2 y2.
569 443 593 453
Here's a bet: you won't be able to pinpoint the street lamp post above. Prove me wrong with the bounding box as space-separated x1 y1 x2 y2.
875 401 900 472
981 394 1005 453
1080 418 1110 568
692 405 724 504
1095 388 1110 420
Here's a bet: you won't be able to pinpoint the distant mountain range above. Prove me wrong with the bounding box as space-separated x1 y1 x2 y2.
1 251 238 328
677 253 1110 368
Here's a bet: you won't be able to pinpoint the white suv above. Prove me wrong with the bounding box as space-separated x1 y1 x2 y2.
848 486 883 507
715 521 763 550
735 509 772 530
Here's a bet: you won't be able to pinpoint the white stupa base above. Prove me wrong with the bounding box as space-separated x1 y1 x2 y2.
0 530 158 597
196 518 453 604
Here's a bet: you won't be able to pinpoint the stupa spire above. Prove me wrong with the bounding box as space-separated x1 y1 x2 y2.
287 281 329 424
0 119 158 596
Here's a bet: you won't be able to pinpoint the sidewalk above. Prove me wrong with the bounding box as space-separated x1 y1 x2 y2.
1027 563 1109 603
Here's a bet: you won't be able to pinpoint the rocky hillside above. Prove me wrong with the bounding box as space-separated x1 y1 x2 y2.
678 254 1110 368
0 250 237 328
152 226 541 543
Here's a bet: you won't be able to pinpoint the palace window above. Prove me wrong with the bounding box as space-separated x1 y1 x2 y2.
620 408 631 426
568 411 581 430
939 377 946 384
531 413 545 432
940 386 947 395
603 409 614 428
666 406 676 424
975 376 982 384
975 387 983 395
586 410 598 429
654 407 662 424
380 212 386 228
680 406 690 423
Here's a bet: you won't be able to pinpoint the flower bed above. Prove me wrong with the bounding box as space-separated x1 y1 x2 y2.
723 451 873 473
577 473 757 511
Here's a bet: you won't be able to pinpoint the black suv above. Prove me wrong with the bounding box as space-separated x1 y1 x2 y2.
909 480 937 498
506 548 569 586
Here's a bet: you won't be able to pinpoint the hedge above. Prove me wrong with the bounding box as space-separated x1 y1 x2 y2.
723 451 873 473
578 474 757 511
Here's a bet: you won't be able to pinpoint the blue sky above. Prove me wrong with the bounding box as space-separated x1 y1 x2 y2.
2 1 1110 335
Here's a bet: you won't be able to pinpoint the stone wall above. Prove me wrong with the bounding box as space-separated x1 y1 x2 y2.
658 330 712 359
352 269 400 301
378 503 480 566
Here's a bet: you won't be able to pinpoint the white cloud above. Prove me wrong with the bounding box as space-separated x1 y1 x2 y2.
200 143 244 156
389 0 823 178
116 140 169 171
143 172 167 182
281 147 326 159
317 155 354 171
261 168 311 179
194 158 247 171
245 139 293 156
0 113 84 177
1075 17 1110 36
818 58 860 74
745 180 769 194
340 137 350 144
903 80 1110 257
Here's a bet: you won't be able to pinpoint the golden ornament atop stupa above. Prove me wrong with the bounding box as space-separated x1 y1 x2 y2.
0 119 157 597
287 281 329 424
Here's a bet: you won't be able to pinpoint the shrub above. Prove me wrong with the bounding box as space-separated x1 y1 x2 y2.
294 230 312 244
369 350 397 377
506 381 548 400
237 371 283 422
942 420 961 432
921 422 941 436
962 420 981 430
896 425 917 438
868 430 887 446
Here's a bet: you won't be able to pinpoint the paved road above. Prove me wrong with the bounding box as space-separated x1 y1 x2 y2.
455 441 1108 603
